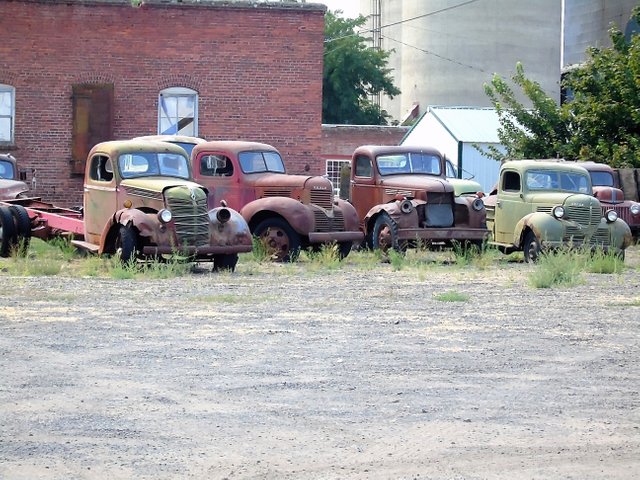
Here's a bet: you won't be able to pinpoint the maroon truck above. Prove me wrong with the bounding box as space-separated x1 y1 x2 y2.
188 141 363 261
579 161 640 238
346 145 488 251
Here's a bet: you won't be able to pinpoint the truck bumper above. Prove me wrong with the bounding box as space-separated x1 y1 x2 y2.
397 228 489 241
307 230 364 244
142 244 253 256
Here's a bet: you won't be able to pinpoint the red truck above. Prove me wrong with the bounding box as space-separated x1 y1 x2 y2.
186 140 363 261
0 140 252 269
346 145 488 251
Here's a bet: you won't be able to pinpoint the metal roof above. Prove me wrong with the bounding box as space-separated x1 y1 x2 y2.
410 106 502 144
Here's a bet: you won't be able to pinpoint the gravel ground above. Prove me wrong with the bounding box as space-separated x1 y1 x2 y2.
1 248 639 479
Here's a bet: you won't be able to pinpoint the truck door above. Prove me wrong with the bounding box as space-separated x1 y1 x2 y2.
84 154 117 243
493 169 527 245
194 152 240 210
350 154 378 224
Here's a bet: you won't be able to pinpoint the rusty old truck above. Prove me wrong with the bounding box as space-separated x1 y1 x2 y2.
183 140 363 261
344 145 488 251
0 140 253 269
0 153 29 200
483 160 632 261
578 161 640 238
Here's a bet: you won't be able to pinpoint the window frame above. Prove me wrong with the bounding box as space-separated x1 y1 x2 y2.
0 84 16 145
158 87 198 137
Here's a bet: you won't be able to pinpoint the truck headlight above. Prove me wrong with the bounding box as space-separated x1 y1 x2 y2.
472 198 484 211
605 209 618 223
552 206 565 219
158 209 172 224
631 203 640 215
400 199 413 214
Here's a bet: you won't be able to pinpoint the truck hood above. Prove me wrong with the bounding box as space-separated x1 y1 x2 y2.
379 175 452 193
449 178 483 196
0 179 29 200
527 192 596 205
247 173 332 190
593 185 625 204
121 177 205 193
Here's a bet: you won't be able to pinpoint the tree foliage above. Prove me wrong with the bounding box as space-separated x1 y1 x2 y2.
323 11 400 125
484 6 640 167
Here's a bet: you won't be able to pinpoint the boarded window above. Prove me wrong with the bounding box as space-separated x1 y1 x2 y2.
71 84 114 175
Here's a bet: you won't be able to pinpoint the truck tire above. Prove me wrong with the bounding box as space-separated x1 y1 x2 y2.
337 241 352 259
9 205 31 255
253 217 301 262
371 213 403 253
0 206 17 257
523 230 541 263
116 225 139 263
213 253 239 272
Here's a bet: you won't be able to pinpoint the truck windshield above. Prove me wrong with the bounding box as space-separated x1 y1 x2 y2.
0 159 15 179
589 171 615 187
377 152 441 176
525 169 591 194
119 152 190 179
238 151 286 174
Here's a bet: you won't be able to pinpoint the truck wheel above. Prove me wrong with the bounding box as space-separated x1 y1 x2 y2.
338 241 352 259
213 254 238 272
0 206 17 257
372 213 403 253
116 225 139 263
523 230 541 263
9 205 31 255
253 218 301 262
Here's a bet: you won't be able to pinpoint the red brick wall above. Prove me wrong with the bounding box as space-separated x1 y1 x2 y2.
321 124 409 160
0 0 325 206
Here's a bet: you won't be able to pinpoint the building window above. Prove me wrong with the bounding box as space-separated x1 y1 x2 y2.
0 84 15 144
325 158 351 195
159 87 198 136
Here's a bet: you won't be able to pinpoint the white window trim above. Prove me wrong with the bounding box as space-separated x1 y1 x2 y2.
0 84 16 144
325 158 351 195
158 87 198 136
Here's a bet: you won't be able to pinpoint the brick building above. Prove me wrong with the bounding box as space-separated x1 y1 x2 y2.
0 0 326 206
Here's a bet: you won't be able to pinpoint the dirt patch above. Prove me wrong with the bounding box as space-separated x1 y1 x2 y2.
1 249 639 479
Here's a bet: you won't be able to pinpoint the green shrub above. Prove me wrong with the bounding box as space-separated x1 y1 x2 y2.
528 249 585 288
434 290 470 302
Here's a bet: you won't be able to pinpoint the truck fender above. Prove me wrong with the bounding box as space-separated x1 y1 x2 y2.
241 197 314 235
334 198 361 232
99 208 167 255
604 217 632 250
363 199 424 235
514 212 563 248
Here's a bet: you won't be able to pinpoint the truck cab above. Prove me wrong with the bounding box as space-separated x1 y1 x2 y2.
347 145 488 251
484 160 632 261
78 140 253 269
0 153 29 200
189 140 363 261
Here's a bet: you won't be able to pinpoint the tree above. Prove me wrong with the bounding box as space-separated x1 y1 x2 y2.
484 6 640 168
323 11 400 125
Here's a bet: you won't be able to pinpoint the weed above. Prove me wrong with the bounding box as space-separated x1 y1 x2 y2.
434 290 470 302
304 243 342 270
388 249 406 270
528 249 585 288
587 248 625 274
251 236 271 263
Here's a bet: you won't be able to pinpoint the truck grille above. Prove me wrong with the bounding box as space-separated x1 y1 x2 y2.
424 191 454 227
310 189 333 211
602 205 633 225
566 205 601 226
313 209 345 232
563 227 611 247
165 187 210 247
123 186 163 201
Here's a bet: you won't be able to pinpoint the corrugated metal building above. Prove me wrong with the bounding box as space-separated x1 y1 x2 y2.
400 106 503 193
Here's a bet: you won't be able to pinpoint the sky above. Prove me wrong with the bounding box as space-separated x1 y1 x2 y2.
317 0 360 18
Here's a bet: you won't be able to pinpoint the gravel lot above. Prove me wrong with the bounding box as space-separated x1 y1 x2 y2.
1 248 639 479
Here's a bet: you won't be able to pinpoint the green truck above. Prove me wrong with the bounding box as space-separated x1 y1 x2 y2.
484 160 632 261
